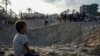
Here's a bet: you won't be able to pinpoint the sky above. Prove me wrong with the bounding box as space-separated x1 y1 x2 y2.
0 0 100 14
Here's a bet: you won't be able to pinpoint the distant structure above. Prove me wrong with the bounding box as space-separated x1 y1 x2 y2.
80 4 99 16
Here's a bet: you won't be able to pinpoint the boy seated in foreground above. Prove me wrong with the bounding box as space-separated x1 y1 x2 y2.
13 20 38 56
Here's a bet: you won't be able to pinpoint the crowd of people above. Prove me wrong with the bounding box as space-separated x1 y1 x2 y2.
0 13 7 24
60 12 86 22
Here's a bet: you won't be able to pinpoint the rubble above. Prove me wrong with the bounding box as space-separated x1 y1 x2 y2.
0 22 100 56
0 50 5 56
30 44 100 56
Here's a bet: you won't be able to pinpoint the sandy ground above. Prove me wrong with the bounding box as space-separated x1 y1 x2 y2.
0 20 100 56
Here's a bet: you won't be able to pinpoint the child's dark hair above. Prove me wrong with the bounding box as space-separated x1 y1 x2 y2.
14 20 27 33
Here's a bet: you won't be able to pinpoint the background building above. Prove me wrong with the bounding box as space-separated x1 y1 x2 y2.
80 4 99 16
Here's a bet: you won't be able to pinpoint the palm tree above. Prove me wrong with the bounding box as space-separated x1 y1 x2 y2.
72 9 76 13
9 9 14 16
19 10 23 19
27 8 32 13
0 6 5 12
66 9 70 14
0 0 11 14
62 9 70 15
